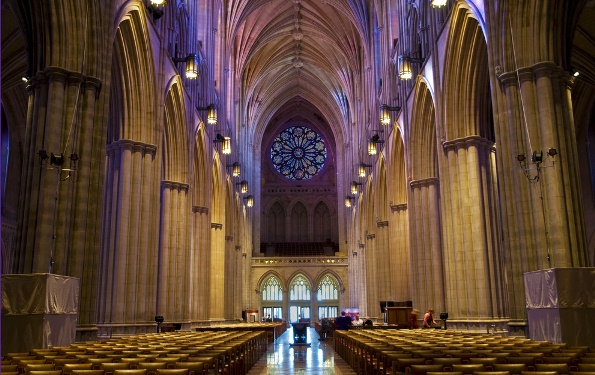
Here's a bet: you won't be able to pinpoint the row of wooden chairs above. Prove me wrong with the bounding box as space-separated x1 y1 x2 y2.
333 329 593 375
2 330 269 375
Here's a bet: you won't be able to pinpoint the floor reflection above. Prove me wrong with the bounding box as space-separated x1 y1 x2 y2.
247 327 356 375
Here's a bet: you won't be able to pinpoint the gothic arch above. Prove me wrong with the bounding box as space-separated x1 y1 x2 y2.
409 78 438 180
257 271 286 292
162 77 189 182
388 128 407 204
443 5 491 140
314 270 345 293
109 5 157 144
193 125 209 207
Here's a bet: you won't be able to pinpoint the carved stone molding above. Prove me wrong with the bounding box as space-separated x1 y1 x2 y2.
225 235 234 242
161 180 189 192
376 220 389 228
410 177 439 188
107 139 157 156
211 223 223 230
252 257 348 266
496 61 569 87
442 135 495 152
192 206 208 215
366 233 375 240
192 206 209 215
390 203 407 213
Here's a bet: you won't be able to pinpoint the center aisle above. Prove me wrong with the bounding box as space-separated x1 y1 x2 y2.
247 327 357 374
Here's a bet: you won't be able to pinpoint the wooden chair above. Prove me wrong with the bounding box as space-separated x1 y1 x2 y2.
153 358 178 369
520 371 558 375
2 364 19 372
173 362 204 375
88 358 114 369
63 363 94 375
137 362 167 375
154 369 189 375
469 358 498 370
120 359 145 369
25 364 56 373
578 364 595 371
452 363 485 375
473 371 511 375
409 364 444 375
432 357 462 371
71 370 106 375
493 363 528 375
506 356 537 370
581 358 595 364
28 370 63 375
100 362 130 375
53 358 80 370
113 370 148 375
535 363 570 375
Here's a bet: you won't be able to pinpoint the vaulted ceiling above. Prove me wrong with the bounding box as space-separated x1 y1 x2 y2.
227 0 371 146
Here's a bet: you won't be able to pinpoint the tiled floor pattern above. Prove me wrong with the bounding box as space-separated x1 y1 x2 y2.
246 328 357 375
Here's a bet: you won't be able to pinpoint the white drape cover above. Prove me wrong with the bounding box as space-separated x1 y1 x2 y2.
2 273 80 354
524 268 595 346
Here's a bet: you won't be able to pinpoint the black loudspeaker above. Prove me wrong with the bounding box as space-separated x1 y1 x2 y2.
380 301 387 313
155 315 164 323
439 312 448 320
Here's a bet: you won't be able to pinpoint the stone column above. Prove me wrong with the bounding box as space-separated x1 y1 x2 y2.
440 136 506 331
495 62 588 325
97 139 158 337
408 178 445 315
158 180 190 323
192 205 210 322
364 232 379 317
389 204 411 301
15 67 103 337
209 222 225 321
375 220 392 301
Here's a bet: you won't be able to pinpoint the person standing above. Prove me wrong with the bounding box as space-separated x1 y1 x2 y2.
335 311 352 330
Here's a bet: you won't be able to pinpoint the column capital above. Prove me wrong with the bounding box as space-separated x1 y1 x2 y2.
211 223 223 230
390 203 407 213
443 135 495 152
107 139 157 156
161 180 189 192
410 177 439 188
192 206 209 215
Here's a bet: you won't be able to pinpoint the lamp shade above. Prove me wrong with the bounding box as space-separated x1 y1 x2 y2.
344 196 353 208
150 0 166 4
398 56 413 80
367 138 378 155
232 162 241 177
380 105 391 125
350 181 360 195
245 195 254 207
207 105 217 125
185 54 199 79
239 180 248 194
430 0 447 7
222 136 231 155
358 163 369 178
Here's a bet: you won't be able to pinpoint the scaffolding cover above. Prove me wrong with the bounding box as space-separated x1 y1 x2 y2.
2 273 80 354
524 268 595 346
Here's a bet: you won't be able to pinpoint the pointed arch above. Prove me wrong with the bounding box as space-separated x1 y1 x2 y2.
409 78 438 180
162 77 189 182
109 5 157 144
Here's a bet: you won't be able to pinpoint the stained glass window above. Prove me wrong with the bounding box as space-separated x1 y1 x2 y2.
289 275 311 301
317 274 339 301
262 276 283 301
270 126 327 180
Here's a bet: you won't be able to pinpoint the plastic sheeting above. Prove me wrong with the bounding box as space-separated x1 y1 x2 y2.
2 273 80 355
524 268 595 346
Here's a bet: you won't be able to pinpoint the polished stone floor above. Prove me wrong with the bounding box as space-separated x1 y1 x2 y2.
246 327 357 375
